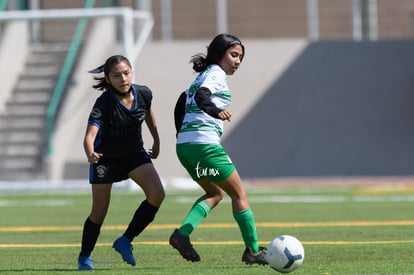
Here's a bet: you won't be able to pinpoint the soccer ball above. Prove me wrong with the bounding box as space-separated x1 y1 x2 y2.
266 235 305 273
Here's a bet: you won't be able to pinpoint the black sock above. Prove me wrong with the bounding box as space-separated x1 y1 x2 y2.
123 200 159 241
79 217 102 257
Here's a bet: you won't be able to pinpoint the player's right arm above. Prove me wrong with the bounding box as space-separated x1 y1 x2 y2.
83 124 103 164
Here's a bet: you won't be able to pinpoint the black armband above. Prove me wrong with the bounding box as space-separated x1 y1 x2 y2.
194 87 221 119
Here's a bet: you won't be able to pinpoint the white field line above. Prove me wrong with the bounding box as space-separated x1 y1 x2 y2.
2 194 414 208
2 239 414 248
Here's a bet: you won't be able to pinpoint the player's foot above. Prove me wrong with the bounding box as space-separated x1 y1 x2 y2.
78 255 94 270
112 236 136 266
169 228 201 262
242 246 268 265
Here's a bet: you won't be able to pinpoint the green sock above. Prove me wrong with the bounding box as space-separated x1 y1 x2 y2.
179 199 211 236
233 208 259 254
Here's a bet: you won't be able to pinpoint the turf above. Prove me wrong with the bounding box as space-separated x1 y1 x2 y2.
1 183 413 274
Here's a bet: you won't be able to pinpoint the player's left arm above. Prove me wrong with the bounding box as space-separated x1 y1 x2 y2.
144 107 160 159
195 88 232 121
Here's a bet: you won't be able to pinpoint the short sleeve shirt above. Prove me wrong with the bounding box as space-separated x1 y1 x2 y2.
88 84 152 158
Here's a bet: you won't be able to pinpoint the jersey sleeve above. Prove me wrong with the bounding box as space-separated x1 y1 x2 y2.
174 91 187 135
194 87 221 118
135 84 153 109
87 94 107 129
200 67 226 94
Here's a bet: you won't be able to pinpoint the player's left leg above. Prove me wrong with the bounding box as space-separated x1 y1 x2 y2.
113 163 165 266
216 170 267 265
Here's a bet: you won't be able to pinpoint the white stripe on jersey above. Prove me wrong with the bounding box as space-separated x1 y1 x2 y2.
177 64 231 144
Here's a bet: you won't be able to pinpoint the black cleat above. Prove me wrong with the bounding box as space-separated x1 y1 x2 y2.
169 229 201 262
241 246 268 265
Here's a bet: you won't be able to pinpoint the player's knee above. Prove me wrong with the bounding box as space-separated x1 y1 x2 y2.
89 209 108 224
148 187 165 207
207 190 225 207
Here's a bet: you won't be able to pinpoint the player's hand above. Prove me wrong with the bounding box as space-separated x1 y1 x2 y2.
148 143 160 159
218 110 232 121
87 152 103 164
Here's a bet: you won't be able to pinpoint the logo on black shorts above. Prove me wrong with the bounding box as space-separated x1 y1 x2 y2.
96 165 107 178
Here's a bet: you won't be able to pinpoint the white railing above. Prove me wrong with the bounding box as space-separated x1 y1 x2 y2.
0 7 154 66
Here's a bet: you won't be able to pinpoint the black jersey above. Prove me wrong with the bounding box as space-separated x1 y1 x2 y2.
88 84 152 158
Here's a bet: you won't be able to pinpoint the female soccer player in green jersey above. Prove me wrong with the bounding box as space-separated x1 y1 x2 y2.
170 34 268 266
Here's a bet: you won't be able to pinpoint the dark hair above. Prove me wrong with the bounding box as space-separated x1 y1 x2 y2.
190 33 245 73
91 55 132 91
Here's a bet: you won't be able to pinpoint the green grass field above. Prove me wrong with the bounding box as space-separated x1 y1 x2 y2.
1 182 414 274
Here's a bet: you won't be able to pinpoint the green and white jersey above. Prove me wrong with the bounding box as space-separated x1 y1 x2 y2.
177 64 231 144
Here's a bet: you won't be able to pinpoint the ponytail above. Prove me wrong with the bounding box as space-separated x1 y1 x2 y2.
88 55 131 91
190 53 208 73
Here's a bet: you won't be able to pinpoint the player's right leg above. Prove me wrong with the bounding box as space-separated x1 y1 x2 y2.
78 183 112 270
169 178 224 262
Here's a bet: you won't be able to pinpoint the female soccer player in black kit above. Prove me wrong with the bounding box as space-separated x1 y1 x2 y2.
78 55 165 270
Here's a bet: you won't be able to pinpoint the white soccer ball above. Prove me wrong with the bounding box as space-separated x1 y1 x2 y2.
266 235 305 273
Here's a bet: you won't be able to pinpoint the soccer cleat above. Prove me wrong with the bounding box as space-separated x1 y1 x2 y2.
112 236 136 266
78 255 94 270
241 246 268 265
169 229 201 262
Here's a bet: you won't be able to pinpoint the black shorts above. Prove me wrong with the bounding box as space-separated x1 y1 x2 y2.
89 149 152 184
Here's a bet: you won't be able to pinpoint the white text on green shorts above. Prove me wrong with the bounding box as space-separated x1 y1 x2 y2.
195 162 220 178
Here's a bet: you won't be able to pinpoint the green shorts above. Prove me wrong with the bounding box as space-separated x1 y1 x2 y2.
176 143 235 182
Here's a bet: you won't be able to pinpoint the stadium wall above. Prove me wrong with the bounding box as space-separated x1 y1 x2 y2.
55 39 414 182
222 40 414 179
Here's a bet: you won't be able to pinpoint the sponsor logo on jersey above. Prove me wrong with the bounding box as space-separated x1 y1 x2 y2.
91 108 102 119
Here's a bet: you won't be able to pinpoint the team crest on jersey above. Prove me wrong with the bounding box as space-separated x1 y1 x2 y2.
91 108 102 119
96 165 107 178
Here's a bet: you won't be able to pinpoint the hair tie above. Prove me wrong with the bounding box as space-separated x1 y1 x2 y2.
88 64 105 74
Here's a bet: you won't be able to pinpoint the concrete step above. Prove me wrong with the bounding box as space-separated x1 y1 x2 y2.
27 54 66 65
0 143 41 157
31 43 71 53
25 45 68 69
15 78 55 90
19 74 59 81
0 43 70 181
0 169 46 181
6 103 48 116
0 171 41 182
0 158 39 170
0 130 44 144
24 66 61 77
0 116 45 130
9 91 51 104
